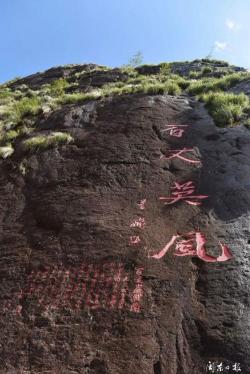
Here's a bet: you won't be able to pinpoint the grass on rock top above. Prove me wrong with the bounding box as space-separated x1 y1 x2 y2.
23 132 73 152
201 92 249 127
0 59 250 158
0 145 14 159
188 72 250 96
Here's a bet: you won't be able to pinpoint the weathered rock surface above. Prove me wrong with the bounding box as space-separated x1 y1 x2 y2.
136 61 245 76
8 64 102 90
0 86 249 372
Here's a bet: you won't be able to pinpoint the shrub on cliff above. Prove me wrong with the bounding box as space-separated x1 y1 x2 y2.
50 78 69 97
159 63 172 75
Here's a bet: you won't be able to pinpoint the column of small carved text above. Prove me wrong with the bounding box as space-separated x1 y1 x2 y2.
2 271 37 314
73 263 87 310
85 267 100 308
68 263 91 309
34 269 50 306
118 273 129 310
49 266 67 309
38 267 60 308
101 263 117 310
89 269 106 310
80 263 94 309
109 263 124 309
130 267 144 313
61 266 81 307
24 270 42 297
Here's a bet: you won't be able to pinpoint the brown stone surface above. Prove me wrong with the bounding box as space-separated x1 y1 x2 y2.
0 91 249 373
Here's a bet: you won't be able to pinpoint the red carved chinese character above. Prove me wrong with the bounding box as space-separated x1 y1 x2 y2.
148 234 179 259
12 263 147 314
137 199 146 210
160 124 188 137
194 232 233 262
148 232 233 263
159 181 208 206
130 217 145 229
160 148 201 165
15 305 22 315
129 235 141 245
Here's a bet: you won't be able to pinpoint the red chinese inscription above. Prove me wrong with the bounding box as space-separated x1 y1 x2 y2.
130 267 144 313
159 181 208 206
160 148 201 165
137 199 147 210
1 263 144 315
129 235 141 245
130 217 145 229
160 124 188 138
148 231 233 262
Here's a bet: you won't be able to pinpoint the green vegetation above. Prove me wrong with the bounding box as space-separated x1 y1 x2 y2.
188 72 249 95
201 92 249 127
0 59 249 159
2 130 19 143
201 66 213 74
140 81 181 95
244 118 250 127
189 71 200 79
0 88 13 101
57 91 102 105
23 132 73 152
102 78 182 96
159 63 172 76
12 97 41 122
120 65 138 77
128 51 143 67
199 58 229 66
57 74 184 105
0 145 14 159
50 78 69 97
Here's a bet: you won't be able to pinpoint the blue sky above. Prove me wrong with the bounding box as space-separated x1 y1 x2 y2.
1 0 250 83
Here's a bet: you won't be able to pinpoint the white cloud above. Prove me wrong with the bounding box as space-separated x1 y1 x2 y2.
226 19 241 31
214 41 228 51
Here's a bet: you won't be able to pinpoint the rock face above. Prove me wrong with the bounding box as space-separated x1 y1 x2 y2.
0 70 250 373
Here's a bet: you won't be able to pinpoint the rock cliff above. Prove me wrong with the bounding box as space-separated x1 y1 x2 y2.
0 60 249 373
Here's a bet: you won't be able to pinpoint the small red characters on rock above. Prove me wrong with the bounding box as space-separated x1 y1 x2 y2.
130 217 146 229
129 235 142 245
137 199 147 210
